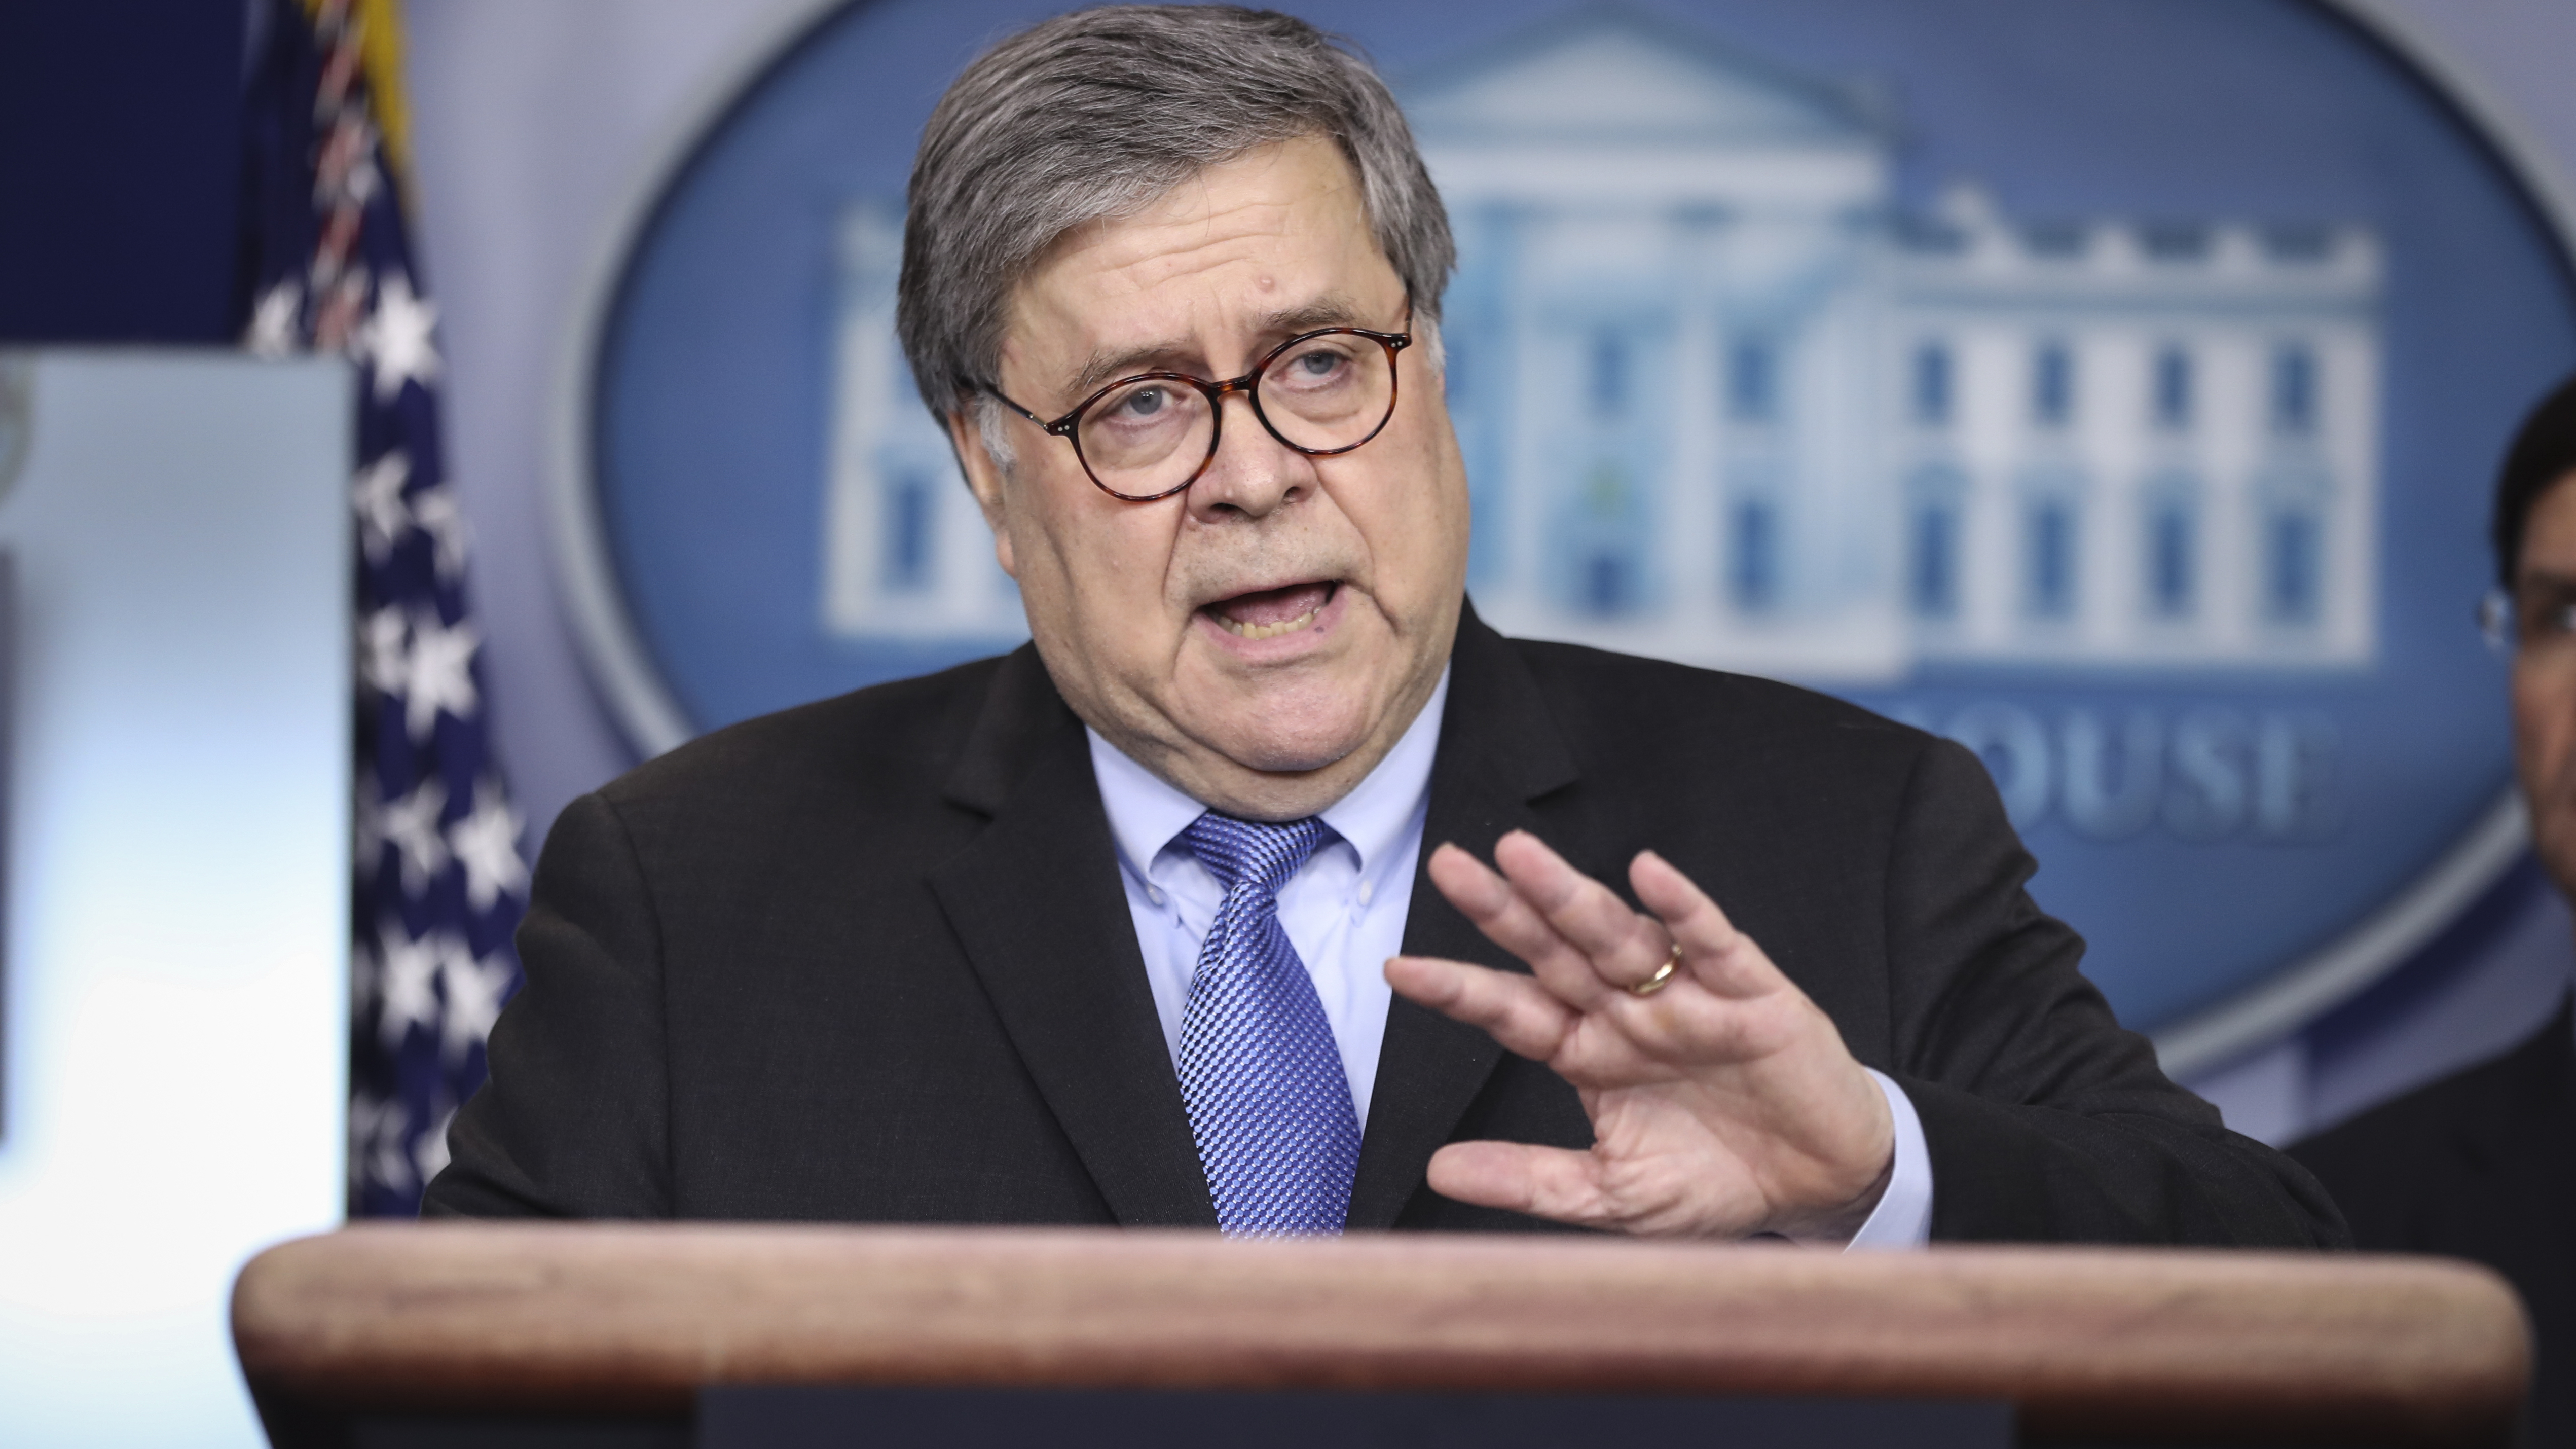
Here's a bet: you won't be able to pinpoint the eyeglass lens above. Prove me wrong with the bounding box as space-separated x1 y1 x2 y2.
2495 584 2576 656
1075 332 1396 498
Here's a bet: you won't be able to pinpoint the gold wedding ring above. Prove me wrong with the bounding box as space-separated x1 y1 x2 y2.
1629 941 1682 996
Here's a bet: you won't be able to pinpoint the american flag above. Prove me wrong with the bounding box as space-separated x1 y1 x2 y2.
238 0 528 1217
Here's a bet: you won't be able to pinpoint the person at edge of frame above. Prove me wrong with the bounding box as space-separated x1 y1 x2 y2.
2293 374 2576 1447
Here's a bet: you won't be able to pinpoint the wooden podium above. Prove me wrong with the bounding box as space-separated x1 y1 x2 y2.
231 1224 2528 1448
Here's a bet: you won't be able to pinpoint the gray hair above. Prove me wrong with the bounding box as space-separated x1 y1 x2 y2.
897 4 1454 448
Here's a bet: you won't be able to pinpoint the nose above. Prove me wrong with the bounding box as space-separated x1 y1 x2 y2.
1185 390 1312 525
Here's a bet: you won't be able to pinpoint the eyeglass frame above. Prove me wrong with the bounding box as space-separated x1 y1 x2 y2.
2481 588 2514 653
2483 584 2576 656
967 315 1414 503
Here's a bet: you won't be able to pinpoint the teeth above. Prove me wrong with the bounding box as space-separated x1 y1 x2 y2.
1219 606 1320 640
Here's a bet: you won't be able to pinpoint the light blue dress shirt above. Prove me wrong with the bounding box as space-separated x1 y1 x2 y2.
1086 669 1933 1247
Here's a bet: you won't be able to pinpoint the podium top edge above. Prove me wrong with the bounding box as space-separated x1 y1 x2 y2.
229 1223 2529 1447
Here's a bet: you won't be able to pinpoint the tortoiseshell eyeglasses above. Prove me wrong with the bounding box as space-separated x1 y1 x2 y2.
972 318 1413 502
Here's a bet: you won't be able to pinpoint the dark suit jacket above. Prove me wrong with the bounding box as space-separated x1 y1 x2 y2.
427 609 2343 1244
2291 997 2575 1444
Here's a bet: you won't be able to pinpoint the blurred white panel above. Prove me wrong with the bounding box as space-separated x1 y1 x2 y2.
0 352 350 1448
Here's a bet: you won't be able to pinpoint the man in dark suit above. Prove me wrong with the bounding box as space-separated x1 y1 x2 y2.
427 5 2338 1248
2292 375 2576 1440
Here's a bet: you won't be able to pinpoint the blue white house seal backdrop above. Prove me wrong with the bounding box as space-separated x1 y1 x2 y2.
564 0 2576 1067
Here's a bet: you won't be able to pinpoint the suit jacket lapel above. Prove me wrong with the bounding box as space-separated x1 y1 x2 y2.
928 647 1217 1227
1346 605 1580 1229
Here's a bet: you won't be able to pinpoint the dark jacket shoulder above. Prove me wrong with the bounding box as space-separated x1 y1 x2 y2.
569 650 1043 928
1503 634 1923 753
599 651 1008 814
2289 995 2576 1445
2290 994 2576 1245
1494 635 1939 832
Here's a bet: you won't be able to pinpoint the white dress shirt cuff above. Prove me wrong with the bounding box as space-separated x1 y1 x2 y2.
1842 1068 1934 1250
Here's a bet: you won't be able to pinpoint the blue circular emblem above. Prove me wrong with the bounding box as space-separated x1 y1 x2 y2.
559 0 2576 1066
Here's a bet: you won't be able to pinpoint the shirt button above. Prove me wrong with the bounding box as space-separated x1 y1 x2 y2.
1147 886 1166 906
1356 880 1374 906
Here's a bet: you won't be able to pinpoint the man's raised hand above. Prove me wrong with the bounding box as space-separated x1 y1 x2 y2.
1382 830 1895 1241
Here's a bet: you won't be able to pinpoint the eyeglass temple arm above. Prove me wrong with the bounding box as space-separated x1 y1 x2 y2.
965 379 1052 430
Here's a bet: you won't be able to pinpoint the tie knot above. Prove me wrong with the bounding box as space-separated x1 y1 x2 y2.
1177 812 1329 899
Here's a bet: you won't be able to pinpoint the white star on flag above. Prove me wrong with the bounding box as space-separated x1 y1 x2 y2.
438 940 514 1065
360 604 409 696
449 777 527 912
402 612 481 742
350 1091 414 1194
247 281 302 358
358 269 440 402
352 449 412 565
377 924 445 1049
410 484 470 582
413 1102 456 1187
337 127 384 211
379 776 450 898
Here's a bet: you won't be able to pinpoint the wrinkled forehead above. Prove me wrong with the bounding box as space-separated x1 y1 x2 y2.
1003 137 1395 372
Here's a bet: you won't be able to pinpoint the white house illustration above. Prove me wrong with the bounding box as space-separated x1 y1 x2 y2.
820 8 2382 680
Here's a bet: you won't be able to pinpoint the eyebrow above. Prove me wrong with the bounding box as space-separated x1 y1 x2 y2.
1057 296 1374 403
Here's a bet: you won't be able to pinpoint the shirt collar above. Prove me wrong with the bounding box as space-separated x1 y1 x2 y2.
1086 667 1451 880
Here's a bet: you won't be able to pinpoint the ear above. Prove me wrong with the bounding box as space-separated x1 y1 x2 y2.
946 405 1020 580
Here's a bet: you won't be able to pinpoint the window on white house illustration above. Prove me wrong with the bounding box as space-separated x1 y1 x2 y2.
2144 489 2197 619
2025 496 2079 619
886 468 934 592
1906 465 1964 619
1584 551 1637 616
1727 335 1777 425
2032 342 2075 429
1911 342 1953 429
1590 330 1627 420
2265 505 2324 623
1575 459 1638 618
2152 346 2193 431
2271 344 2319 436
1731 497 1778 613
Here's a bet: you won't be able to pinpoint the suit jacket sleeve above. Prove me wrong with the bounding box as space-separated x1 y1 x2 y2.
1884 740 2347 1247
423 790 671 1217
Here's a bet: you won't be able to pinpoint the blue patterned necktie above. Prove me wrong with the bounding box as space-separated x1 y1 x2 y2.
1174 811 1363 1235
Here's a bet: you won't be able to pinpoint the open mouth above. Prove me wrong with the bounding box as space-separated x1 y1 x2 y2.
1204 580 1338 641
